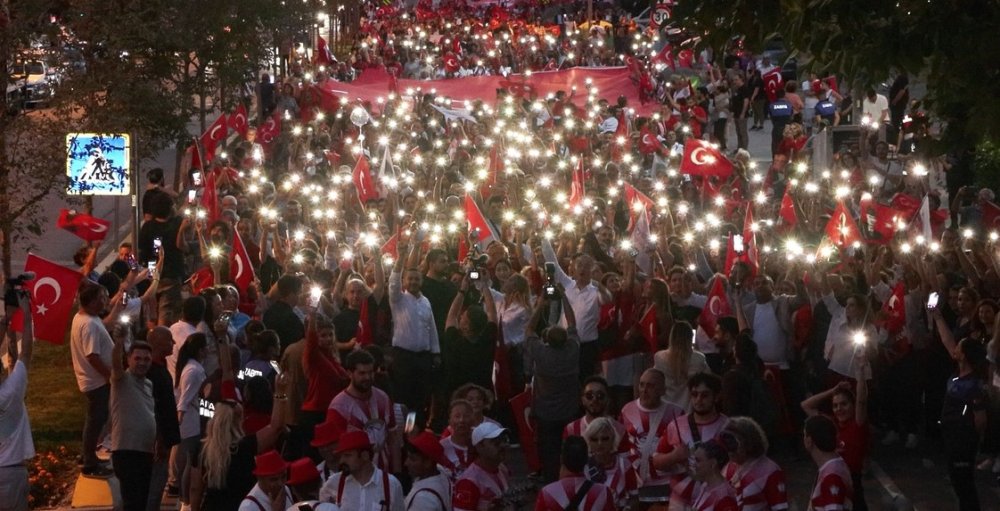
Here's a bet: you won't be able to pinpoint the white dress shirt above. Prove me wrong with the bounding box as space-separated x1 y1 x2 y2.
541 240 604 342
388 271 440 353
405 472 452 510
320 467 405 511
238 483 294 511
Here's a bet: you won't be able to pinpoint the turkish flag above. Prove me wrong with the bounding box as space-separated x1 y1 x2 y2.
568 159 585 208
497 80 535 98
188 266 215 295
652 43 674 70
315 35 334 65
9 254 84 344
677 49 695 68
229 230 255 295
779 187 797 229
981 201 1000 231
679 139 734 177
201 171 219 223
742 204 759 273
698 278 732 338
723 233 755 277
56 209 111 242
508 390 541 472
353 155 379 204
228 104 249 139
443 52 460 73
624 182 655 213
889 192 922 220
610 111 631 162
638 126 665 155
257 113 282 148
824 201 864 248
380 232 399 259
763 69 783 102
866 202 903 244
879 281 907 334
200 115 228 163
638 305 659 352
464 195 499 249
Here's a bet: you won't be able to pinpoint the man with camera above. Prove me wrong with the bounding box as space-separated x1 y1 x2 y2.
523 282 580 483
0 287 33 511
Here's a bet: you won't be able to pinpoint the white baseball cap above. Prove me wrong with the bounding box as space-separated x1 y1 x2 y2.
472 422 507 446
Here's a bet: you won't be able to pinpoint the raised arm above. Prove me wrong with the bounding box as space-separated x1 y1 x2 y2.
111 320 127 381
481 280 498 324
930 307 959 358
447 277 469 329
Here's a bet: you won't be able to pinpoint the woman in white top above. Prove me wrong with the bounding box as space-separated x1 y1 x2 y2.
175 332 209 506
654 322 709 410
495 274 532 393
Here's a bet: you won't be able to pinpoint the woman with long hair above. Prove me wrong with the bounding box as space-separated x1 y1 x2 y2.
584 417 638 509
653 321 709 410
174 333 208 507
191 326 289 511
721 417 788 511
690 440 739 511
496 273 532 393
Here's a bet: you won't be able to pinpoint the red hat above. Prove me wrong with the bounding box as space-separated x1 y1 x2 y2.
311 416 347 447
253 450 289 477
406 431 446 466
334 431 372 454
286 457 320 486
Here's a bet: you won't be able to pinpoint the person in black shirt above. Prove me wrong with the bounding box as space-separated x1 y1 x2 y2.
931 307 989 511
263 274 306 353
747 67 766 130
138 193 191 325
730 75 750 151
141 168 176 223
442 276 498 400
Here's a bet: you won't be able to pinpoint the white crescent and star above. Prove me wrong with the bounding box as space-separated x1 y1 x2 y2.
33 277 62 316
209 123 224 141
708 295 723 315
84 221 108 233
233 251 245 280
690 146 713 166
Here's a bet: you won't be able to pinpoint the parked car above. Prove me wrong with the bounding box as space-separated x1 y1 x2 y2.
9 60 54 107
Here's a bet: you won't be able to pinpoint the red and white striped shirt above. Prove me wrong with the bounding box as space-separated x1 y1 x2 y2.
327 388 395 469
809 457 853 511
534 475 616 511
723 456 789 511
655 413 729 505
691 480 739 511
620 399 683 487
588 453 639 508
452 462 509 511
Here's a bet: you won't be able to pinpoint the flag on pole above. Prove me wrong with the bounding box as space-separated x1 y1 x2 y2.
9 254 84 344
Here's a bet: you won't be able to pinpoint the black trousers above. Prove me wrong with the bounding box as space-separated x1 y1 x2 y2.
944 423 981 511
391 347 433 425
579 341 599 382
112 450 153 511
851 471 868 511
536 417 571 483
83 384 110 467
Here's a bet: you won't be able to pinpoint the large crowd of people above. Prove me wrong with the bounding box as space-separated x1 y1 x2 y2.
1 1 998 511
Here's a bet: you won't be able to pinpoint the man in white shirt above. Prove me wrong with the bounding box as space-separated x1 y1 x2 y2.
0 292 34 511
240 450 295 511
319 431 404 511
404 431 452 510
862 87 890 143
388 242 440 423
541 240 610 379
70 282 115 477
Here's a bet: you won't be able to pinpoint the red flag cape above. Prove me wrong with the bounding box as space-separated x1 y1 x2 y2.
763 69 783 102
10 254 84 344
698 278 732 338
229 230 256 294
57 209 111 242
679 139 733 177
508 390 542 472
779 187 797 229
638 305 659 352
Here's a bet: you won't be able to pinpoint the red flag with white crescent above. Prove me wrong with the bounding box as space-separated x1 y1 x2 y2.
679 139 733 177
568 159 585 208
698 278 732 338
638 126 665 155
201 171 219 224
780 186 798 229
200 115 228 163
228 104 249 139
480 145 503 198
763 68 784 102
188 266 215 295
381 232 399 259
229 230 255 295
57 209 111 242
257 113 282 149
9 254 84 345
353 155 379 204
508 390 541 471
824 201 863 248
638 305 659 352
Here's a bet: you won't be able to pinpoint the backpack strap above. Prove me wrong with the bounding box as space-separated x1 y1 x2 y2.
564 480 594 511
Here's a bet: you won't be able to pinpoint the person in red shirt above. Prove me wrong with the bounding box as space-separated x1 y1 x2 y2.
535 436 615 511
801 351 869 511
452 422 511 511
804 415 854 511
690 440 739 511
301 314 350 436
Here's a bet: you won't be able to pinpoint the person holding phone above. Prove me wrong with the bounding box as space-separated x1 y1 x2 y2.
138 192 190 325
0 290 34 511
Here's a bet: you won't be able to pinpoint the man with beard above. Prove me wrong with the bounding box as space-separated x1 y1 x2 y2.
653 372 730 511
327 351 395 470
562 376 628 453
